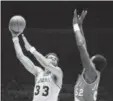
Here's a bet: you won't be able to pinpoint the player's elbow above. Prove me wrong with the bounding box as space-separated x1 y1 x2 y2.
43 62 51 68
39 60 50 68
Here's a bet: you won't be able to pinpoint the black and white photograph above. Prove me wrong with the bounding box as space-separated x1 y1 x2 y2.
1 1 113 101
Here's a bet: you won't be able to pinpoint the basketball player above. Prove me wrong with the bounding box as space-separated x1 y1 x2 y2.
72 9 107 101
9 28 63 101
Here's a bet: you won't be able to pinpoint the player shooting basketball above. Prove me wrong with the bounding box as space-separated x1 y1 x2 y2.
9 16 63 101
72 9 107 101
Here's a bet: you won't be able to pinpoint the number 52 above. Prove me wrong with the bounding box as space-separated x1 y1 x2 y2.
75 88 83 96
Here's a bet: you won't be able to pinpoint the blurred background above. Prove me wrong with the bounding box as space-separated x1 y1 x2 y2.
1 1 113 101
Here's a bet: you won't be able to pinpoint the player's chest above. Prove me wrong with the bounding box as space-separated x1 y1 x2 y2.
75 81 98 90
75 81 98 96
36 75 52 84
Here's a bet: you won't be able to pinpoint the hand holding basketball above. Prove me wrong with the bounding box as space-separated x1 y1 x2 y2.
9 15 26 37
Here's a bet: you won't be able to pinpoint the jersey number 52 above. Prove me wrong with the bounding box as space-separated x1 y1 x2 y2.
75 88 83 96
35 85 49 96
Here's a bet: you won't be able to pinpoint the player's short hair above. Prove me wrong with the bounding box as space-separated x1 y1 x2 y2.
45 53 59 62
91 54 107 72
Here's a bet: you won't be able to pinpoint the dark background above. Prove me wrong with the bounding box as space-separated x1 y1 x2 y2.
1 1 113 101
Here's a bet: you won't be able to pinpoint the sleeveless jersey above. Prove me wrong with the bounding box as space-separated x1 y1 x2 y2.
32 71 61 101
74 69 100 101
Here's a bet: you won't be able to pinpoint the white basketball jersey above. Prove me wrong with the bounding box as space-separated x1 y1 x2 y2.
74 69 100 101
32 71 61 101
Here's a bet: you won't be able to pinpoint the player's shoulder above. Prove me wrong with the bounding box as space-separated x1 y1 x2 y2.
52 65 63 74
57 66 63 76
57 66 62 72
51 66 63 79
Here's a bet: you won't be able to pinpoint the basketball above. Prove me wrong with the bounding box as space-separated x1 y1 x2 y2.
9 15 26 35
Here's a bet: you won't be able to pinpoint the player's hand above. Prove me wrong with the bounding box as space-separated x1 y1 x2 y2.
9 26 21 38
78 10 87 26
73 9 87 26
73 9 78 25
22 34 32 51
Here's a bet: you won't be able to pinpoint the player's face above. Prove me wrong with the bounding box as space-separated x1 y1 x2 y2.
46 55 58 66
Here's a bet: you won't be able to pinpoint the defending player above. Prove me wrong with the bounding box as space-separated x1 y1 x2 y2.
9 27 63 101
72 9 107 101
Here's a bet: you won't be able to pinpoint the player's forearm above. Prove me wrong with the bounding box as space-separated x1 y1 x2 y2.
73 24 86 47
31 49 49 68
79 26 87 48
32 49 62 75
73 24 91 68
22 34 49 68
12 37 24 58
74 31 85 47
12 37 38 75
80 26 84 36
32 50 62 75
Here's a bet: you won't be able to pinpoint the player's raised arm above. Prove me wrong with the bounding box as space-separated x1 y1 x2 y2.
22 34 63 77
72 9 97 79
9 24 42 76
12 37 42 76
78 10 87 47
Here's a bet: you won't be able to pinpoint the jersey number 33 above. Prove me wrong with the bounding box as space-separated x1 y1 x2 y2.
35 85 49 96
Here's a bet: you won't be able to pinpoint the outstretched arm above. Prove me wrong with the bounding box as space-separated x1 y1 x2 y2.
77 10 87 48
21 34 62 77
10 29 42 76
73 9 97 82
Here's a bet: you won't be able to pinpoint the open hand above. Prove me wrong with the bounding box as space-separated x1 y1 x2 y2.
73 9 87 26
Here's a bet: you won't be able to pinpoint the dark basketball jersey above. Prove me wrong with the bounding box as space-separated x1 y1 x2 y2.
74 69 100 101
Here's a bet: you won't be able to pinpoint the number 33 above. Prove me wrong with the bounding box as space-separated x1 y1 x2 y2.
35 85 49 96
